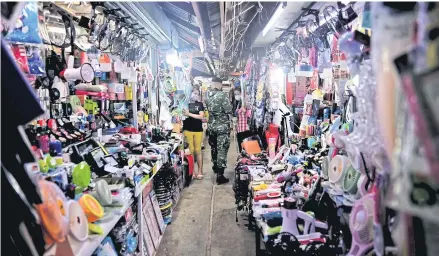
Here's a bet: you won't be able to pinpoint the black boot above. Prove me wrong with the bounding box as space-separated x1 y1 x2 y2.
212 165 218 173
216 174 229 184
216 168 229 184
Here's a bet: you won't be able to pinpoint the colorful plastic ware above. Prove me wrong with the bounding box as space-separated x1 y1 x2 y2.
35 180 69 244
79 194 104 222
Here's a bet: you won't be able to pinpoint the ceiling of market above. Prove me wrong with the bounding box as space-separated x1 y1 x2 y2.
56 1 324 77
252 2 310 47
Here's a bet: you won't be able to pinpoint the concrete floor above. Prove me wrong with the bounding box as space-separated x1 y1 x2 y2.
156 137 256 256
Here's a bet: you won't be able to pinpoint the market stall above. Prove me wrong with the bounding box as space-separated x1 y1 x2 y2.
3 1 439 256
2 2 193 256
231 2 439 256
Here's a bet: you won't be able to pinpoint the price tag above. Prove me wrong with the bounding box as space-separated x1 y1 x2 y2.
240 174 249 180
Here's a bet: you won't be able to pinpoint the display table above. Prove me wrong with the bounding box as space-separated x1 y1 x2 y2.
136 139 183 256
44 138 183 256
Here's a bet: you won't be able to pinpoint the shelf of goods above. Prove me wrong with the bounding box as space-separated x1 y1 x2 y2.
134 141 181 197
44 202 131 256
136 140 182 256
44 139 181 256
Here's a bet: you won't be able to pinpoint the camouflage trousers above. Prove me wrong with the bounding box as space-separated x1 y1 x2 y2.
208 130 230 174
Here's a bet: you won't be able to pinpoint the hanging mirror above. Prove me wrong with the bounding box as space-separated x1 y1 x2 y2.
43 6 67 47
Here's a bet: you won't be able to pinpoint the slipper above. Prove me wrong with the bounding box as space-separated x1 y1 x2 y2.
197 174 203 180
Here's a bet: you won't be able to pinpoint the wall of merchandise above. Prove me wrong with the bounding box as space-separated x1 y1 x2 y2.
232 2 439 256
2 2 191 256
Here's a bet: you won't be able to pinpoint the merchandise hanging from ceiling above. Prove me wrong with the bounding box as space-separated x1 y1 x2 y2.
2 1 439 256
1 2 192 256
230 2 439 256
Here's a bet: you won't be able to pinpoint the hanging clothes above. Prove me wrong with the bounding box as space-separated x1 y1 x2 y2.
236 107 251 133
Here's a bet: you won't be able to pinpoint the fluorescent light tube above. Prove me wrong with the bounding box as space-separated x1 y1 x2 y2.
198 36 205 53
262 3 285 37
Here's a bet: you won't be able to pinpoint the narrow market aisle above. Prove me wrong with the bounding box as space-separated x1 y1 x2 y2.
156 136 256 256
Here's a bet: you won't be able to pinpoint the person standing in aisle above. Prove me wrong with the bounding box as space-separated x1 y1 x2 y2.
183 87 205 180
205 77 232 184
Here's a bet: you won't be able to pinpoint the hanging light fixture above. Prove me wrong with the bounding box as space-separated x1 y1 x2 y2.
166 48 182 67
165 29 182 67
198 36 205 53
262 2 286 37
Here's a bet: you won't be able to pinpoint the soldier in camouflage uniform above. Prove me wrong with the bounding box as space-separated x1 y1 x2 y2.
205 78 232 184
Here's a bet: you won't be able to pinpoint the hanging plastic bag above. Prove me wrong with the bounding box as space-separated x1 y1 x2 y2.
160 104 174 131
10 44 30 74
5 3 42 44
26 46 46 75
